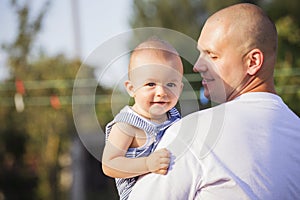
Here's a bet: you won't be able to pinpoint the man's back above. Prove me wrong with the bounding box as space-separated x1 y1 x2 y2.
129 92 300 199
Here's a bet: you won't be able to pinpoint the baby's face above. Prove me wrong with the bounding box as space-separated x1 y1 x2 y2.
128 52 183 119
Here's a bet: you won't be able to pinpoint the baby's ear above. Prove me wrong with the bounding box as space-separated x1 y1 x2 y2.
124 80 135 97
180 82 184 93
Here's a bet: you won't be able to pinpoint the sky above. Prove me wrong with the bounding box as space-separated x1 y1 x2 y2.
0 0 133 81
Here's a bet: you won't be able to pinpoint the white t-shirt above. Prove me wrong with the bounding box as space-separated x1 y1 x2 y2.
128 92 300 200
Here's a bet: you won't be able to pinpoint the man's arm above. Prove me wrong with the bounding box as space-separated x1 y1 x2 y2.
128 147 202 200
128 114 204 199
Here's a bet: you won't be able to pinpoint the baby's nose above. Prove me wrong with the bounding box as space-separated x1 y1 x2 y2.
156 85 167 96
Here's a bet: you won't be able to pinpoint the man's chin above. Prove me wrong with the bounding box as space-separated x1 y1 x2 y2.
203 89 211 100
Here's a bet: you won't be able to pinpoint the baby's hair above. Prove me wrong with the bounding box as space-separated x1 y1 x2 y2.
128 36 181 78
134 36 179 56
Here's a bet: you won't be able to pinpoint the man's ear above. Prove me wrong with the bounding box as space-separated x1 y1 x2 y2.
124 80 135 97
246 48 264 75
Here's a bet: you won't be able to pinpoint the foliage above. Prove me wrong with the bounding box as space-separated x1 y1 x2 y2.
261 0 300 116
0 1 115 199
274 15 300 116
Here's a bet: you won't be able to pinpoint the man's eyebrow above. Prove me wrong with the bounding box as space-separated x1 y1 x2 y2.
197 45 208 53
196 46 208 55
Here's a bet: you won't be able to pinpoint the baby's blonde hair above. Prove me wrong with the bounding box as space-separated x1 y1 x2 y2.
128 37 182 79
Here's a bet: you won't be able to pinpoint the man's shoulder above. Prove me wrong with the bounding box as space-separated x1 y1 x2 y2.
157 108 217 150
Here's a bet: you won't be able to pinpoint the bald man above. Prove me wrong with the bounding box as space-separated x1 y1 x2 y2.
128 3 300 200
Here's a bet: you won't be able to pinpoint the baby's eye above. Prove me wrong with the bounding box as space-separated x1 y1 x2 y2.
166 83 176 87
145 82 156 87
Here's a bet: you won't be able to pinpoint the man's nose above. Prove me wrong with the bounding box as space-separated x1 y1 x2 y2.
193 56 208 72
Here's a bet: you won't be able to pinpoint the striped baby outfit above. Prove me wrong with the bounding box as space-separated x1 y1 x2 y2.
105 106 181 200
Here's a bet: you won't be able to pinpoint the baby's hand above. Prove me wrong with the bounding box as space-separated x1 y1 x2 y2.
146 148 170 175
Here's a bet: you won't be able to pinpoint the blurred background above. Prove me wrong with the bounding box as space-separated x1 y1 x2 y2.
0 0 299 199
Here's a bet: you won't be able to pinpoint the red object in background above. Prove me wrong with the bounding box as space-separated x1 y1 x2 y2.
15 79 25 95
50 95 61 109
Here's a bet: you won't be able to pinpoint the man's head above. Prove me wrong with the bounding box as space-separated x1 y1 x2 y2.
125 37 184 119
194 3 277 103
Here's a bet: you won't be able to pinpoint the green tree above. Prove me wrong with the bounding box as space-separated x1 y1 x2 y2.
0 1 51 199
0 1 116 199
262 0 300 116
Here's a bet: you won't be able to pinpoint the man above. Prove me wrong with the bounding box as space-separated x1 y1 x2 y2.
128 3 300 200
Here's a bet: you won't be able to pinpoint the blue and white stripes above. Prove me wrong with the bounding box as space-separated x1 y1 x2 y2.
105 106 181 200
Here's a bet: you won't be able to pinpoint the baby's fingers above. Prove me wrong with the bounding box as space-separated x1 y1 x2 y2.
156 148 170 158
154 168 168 175
159 157 170 166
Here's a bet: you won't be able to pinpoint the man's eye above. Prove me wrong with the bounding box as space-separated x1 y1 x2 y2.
209 53 218 59
166 83 176 87
146 82 156 87
206 51 218 60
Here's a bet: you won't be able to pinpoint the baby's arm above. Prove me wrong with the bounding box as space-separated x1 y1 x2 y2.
102 123 170 178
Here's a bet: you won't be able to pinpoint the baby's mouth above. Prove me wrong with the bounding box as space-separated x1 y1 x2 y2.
151 101 167 105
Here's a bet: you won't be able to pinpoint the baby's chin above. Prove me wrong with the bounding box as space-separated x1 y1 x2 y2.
149 104 168 117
